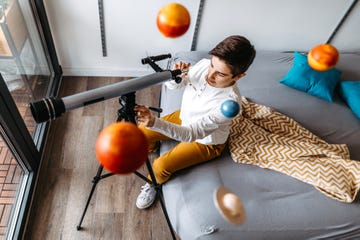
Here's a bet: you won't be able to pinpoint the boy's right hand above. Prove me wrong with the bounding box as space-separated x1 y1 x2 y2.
134 105 155 127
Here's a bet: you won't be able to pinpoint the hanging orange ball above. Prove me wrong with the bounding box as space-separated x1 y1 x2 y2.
156 3 190 38
95 122 148 174
308 44 339 71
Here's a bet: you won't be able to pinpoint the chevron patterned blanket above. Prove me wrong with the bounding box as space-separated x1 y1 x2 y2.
229 97 360 202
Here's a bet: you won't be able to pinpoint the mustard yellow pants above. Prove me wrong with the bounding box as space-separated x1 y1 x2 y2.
139 110 226 185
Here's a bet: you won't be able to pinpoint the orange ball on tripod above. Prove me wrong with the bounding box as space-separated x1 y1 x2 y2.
156 3 190 38
308 44 339 71
95 122 148 174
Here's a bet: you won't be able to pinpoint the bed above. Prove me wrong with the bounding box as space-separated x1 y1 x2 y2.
159 50 360 240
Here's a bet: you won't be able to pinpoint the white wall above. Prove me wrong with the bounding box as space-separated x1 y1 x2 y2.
196 0 360 52
44 0 200 76
44 0 360 76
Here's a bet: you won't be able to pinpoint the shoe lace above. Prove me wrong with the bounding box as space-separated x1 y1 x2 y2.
140 184 153 195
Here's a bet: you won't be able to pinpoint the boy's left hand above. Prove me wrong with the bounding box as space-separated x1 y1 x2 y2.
173 61 191 71
173 61 190 78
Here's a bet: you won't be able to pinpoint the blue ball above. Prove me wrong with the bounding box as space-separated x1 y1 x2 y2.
221 100 240 118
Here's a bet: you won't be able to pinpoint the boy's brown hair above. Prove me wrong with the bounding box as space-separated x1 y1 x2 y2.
209 35 256 77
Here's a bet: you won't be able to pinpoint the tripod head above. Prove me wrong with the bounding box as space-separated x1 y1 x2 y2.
30 54 181 123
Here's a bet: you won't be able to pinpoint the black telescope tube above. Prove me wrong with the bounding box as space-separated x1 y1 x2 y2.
29 70 181 123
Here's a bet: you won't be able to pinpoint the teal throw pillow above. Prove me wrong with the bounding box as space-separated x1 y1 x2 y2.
339 81 360 119
280 52 341 102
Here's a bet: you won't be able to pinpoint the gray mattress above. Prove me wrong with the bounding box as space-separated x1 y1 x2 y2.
160 51 360 240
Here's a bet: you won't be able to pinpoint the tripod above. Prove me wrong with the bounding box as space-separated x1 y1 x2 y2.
76 92 176 239
76 56 180 239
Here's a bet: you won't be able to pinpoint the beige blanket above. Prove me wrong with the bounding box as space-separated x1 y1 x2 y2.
229 97 360 202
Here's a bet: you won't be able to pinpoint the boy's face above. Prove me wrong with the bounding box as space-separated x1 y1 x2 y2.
206 56 245 88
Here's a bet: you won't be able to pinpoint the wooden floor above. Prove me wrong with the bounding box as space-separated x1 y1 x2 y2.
24 76 178 239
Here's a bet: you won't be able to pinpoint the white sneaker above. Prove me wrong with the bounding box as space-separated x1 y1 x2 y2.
136 183 157 209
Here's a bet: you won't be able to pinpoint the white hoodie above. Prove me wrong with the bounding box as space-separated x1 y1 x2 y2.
149 58 241 145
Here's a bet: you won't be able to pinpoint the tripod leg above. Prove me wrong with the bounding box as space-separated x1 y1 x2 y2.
77 165 104 230
157 190 177 240
145 160 177 240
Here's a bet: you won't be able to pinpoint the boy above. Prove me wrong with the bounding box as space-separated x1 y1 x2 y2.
134 35 256 209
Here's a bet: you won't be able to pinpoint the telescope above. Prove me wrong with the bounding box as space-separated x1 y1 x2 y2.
30 54 181 123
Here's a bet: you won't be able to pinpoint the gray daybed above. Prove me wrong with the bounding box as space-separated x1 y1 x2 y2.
160 51 360 240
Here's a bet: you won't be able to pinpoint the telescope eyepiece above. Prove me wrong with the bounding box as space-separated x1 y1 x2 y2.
170 69 182 83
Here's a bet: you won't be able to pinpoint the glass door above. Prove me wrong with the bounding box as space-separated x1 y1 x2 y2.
0 76 38 240
0 0 60 238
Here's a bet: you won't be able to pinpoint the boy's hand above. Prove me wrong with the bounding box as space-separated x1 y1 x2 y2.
173 61 191 76
134 105 155 127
